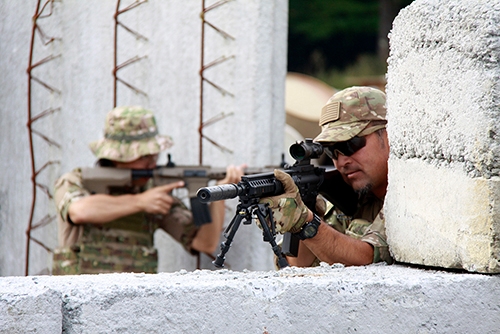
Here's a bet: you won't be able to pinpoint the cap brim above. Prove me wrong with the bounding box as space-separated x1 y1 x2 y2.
313 121 370 143
89 135 174 162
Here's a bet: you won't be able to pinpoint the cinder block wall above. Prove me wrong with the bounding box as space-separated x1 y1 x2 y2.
386 0 500 273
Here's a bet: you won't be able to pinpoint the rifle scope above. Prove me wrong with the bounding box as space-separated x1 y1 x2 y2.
289 138 324 161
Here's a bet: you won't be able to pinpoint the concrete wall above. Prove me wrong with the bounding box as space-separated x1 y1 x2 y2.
0 0 287 276
385 0 500 273
2 265 500 333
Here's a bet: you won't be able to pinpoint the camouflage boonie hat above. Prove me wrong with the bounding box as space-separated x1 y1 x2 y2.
89 106 173 162
314 86 387 143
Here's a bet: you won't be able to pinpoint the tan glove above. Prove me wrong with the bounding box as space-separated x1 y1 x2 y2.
315 195 327 218
258 169 310 234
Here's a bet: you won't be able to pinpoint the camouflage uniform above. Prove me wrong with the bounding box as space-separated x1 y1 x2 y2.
275 193 392 269
52 106 198 275
273 87 393 267
314 86 392 265
306 195 392 267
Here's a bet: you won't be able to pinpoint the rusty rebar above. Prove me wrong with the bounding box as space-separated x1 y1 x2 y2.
26 0 61 276
199 0 235 165
113 0 148 107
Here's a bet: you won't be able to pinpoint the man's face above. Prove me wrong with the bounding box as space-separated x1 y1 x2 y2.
332 131 389 198
115 154 158 170
115 154 158 186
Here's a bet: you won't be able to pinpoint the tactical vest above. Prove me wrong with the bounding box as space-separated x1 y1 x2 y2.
52 186 159 275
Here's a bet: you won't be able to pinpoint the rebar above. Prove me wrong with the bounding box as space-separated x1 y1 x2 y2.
199 0 235 165
25 0 61 276
113 0 149 107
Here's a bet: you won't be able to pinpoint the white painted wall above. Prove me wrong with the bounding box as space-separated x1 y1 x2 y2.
0 0 287 276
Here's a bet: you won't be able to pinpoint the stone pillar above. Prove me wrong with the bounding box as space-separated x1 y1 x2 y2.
386 0 500 273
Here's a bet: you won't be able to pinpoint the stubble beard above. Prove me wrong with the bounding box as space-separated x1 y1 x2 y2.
354 182 373 197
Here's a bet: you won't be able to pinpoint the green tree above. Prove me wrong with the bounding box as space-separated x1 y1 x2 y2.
288 0 413 75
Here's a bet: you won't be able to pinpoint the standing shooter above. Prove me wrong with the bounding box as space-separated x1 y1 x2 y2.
53 106 244 274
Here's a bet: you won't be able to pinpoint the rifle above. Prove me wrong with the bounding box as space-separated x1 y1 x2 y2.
80 154 283 227
196 139 358 269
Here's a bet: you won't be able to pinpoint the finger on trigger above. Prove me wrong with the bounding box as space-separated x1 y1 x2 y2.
162 181 185 192
274 169 295 190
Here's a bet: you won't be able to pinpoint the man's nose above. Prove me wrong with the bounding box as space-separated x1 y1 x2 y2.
334 152 350 168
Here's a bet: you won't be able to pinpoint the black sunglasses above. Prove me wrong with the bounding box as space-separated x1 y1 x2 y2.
323 136 367 160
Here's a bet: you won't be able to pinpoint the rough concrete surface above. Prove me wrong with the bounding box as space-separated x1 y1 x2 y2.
1 264 500 333
386 0 500 272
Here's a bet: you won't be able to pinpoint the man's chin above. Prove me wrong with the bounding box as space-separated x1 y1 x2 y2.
354 183 373 197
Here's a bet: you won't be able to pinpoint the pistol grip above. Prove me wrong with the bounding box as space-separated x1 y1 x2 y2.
190 197 212 227
281 232 300 257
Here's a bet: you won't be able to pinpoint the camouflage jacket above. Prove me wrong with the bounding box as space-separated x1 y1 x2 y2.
320 192 393 265
278 193 393 269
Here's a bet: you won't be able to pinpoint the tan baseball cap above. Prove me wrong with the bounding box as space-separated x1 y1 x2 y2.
314 86 387 143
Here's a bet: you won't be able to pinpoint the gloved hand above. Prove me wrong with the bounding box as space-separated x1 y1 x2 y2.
315 195 327 218
258 169 310 233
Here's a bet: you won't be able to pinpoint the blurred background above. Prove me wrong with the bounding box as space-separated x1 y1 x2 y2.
284 0 414 155
288 0 414 89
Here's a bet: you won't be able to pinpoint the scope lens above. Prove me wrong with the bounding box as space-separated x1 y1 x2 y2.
289 144 306 160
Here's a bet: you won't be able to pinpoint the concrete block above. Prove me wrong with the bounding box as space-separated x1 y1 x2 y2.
0 278 62 333
386 0 500 272
1 266 500 333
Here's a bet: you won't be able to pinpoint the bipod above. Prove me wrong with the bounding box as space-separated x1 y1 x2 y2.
213 202 289 269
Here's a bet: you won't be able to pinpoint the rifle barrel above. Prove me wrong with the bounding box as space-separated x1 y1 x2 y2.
197 184 241 203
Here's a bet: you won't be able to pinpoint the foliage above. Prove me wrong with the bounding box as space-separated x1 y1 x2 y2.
289 0 379 40
288 0 414 76
316 54 387 90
